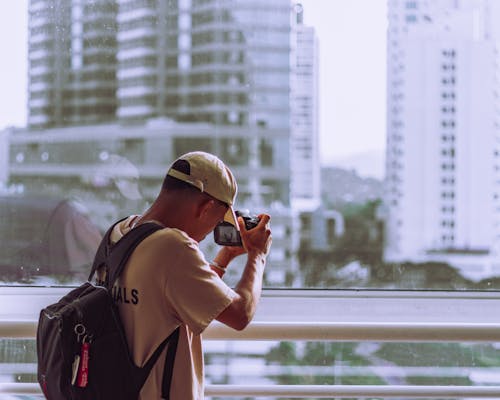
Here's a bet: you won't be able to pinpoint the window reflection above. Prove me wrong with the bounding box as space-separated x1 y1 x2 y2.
2 0 500 290
1 1 500 397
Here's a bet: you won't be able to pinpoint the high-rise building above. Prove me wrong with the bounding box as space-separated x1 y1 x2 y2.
384 0 500 280
23 0 320 286
27 0 296 207
28 0 118 128
117 0 293 207
290 3 320 211
117 0 292 128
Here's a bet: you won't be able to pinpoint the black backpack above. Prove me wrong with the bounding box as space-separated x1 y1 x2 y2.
36 220 179 400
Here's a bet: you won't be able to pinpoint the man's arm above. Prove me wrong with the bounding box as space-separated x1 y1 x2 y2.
215 214 272 331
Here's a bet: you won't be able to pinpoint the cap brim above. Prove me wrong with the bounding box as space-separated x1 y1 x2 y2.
223 206 240 231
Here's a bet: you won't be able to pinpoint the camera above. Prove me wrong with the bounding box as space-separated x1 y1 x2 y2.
214 210 260 246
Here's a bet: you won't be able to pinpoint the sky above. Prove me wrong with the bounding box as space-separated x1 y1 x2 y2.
0 1 28 131
299 0 387 169
0 1 388 178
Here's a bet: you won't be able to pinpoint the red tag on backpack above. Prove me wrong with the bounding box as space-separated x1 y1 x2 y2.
76 342 90 387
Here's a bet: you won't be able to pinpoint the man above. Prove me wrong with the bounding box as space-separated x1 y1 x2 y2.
104 151 272 399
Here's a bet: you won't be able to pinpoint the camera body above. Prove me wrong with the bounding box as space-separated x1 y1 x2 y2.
214 210 260 246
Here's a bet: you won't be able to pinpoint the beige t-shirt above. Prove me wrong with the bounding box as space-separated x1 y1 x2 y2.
108 216 236 399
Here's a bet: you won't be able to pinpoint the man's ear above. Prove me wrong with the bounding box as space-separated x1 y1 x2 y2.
195 197 214 219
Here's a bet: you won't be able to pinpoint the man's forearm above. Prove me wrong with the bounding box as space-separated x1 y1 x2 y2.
214 214 271 330
233 253 266 322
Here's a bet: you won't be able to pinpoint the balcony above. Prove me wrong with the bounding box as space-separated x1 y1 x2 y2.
1 288 500 398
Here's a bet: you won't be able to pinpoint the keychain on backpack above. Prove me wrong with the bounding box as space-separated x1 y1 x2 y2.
71 324 91 387
76 337 90 388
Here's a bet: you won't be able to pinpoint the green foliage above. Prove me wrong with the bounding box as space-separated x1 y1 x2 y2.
0 339 37 363
372 261 473 289
0 339 38 383
298 199 384 287
298 198 500 289
265 341 500 397
375 343 500 367
407 376 471 385
331 199 383 266
265 341 385 389
302 342 370 366
266 341 298 365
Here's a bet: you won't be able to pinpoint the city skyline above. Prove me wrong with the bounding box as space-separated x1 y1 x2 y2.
0 0 388 178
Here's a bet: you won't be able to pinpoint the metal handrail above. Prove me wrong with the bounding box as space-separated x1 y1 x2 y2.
2 383 500 398
3 320 500 398
3 320 500 342
205 384 500 398
204 321 500 342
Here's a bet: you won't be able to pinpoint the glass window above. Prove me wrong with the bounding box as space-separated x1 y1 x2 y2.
3 1 500 396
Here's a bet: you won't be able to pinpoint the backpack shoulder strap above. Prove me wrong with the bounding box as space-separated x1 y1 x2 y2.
161 326 180 399
88 219 163 287
137 326 180 399
107 221 164 288
87 217 126 282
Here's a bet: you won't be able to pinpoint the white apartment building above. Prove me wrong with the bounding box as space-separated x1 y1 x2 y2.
385 0 500 281
290 3 321 211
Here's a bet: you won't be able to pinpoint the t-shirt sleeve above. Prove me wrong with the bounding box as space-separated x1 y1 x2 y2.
163 234 236 335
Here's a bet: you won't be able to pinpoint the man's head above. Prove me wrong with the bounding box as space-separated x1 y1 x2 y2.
161 152 239 240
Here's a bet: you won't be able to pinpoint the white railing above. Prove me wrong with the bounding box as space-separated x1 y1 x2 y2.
2 320 500 398
3 320 500 342
2 288 500 398
2 382 500 398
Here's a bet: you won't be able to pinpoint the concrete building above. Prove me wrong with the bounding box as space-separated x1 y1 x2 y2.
22 0 324 286
384 0 500 280
27 0 298 207
290 3 321 211
6 121 300 286
116 0 294 208
28 0 118 128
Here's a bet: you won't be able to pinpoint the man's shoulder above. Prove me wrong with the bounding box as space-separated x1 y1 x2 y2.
140 226 200 256
149 226 193 244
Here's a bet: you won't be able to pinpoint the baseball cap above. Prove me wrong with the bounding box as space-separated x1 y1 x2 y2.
167 151 239 230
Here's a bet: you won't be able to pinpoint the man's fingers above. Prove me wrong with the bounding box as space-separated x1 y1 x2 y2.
257 213 271 226
237 216 245 230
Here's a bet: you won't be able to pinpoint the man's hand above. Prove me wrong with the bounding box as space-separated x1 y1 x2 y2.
213 214 272 269
239 213 272 258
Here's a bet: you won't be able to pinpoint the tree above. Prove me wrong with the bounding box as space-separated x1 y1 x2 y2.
298 199 384 287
